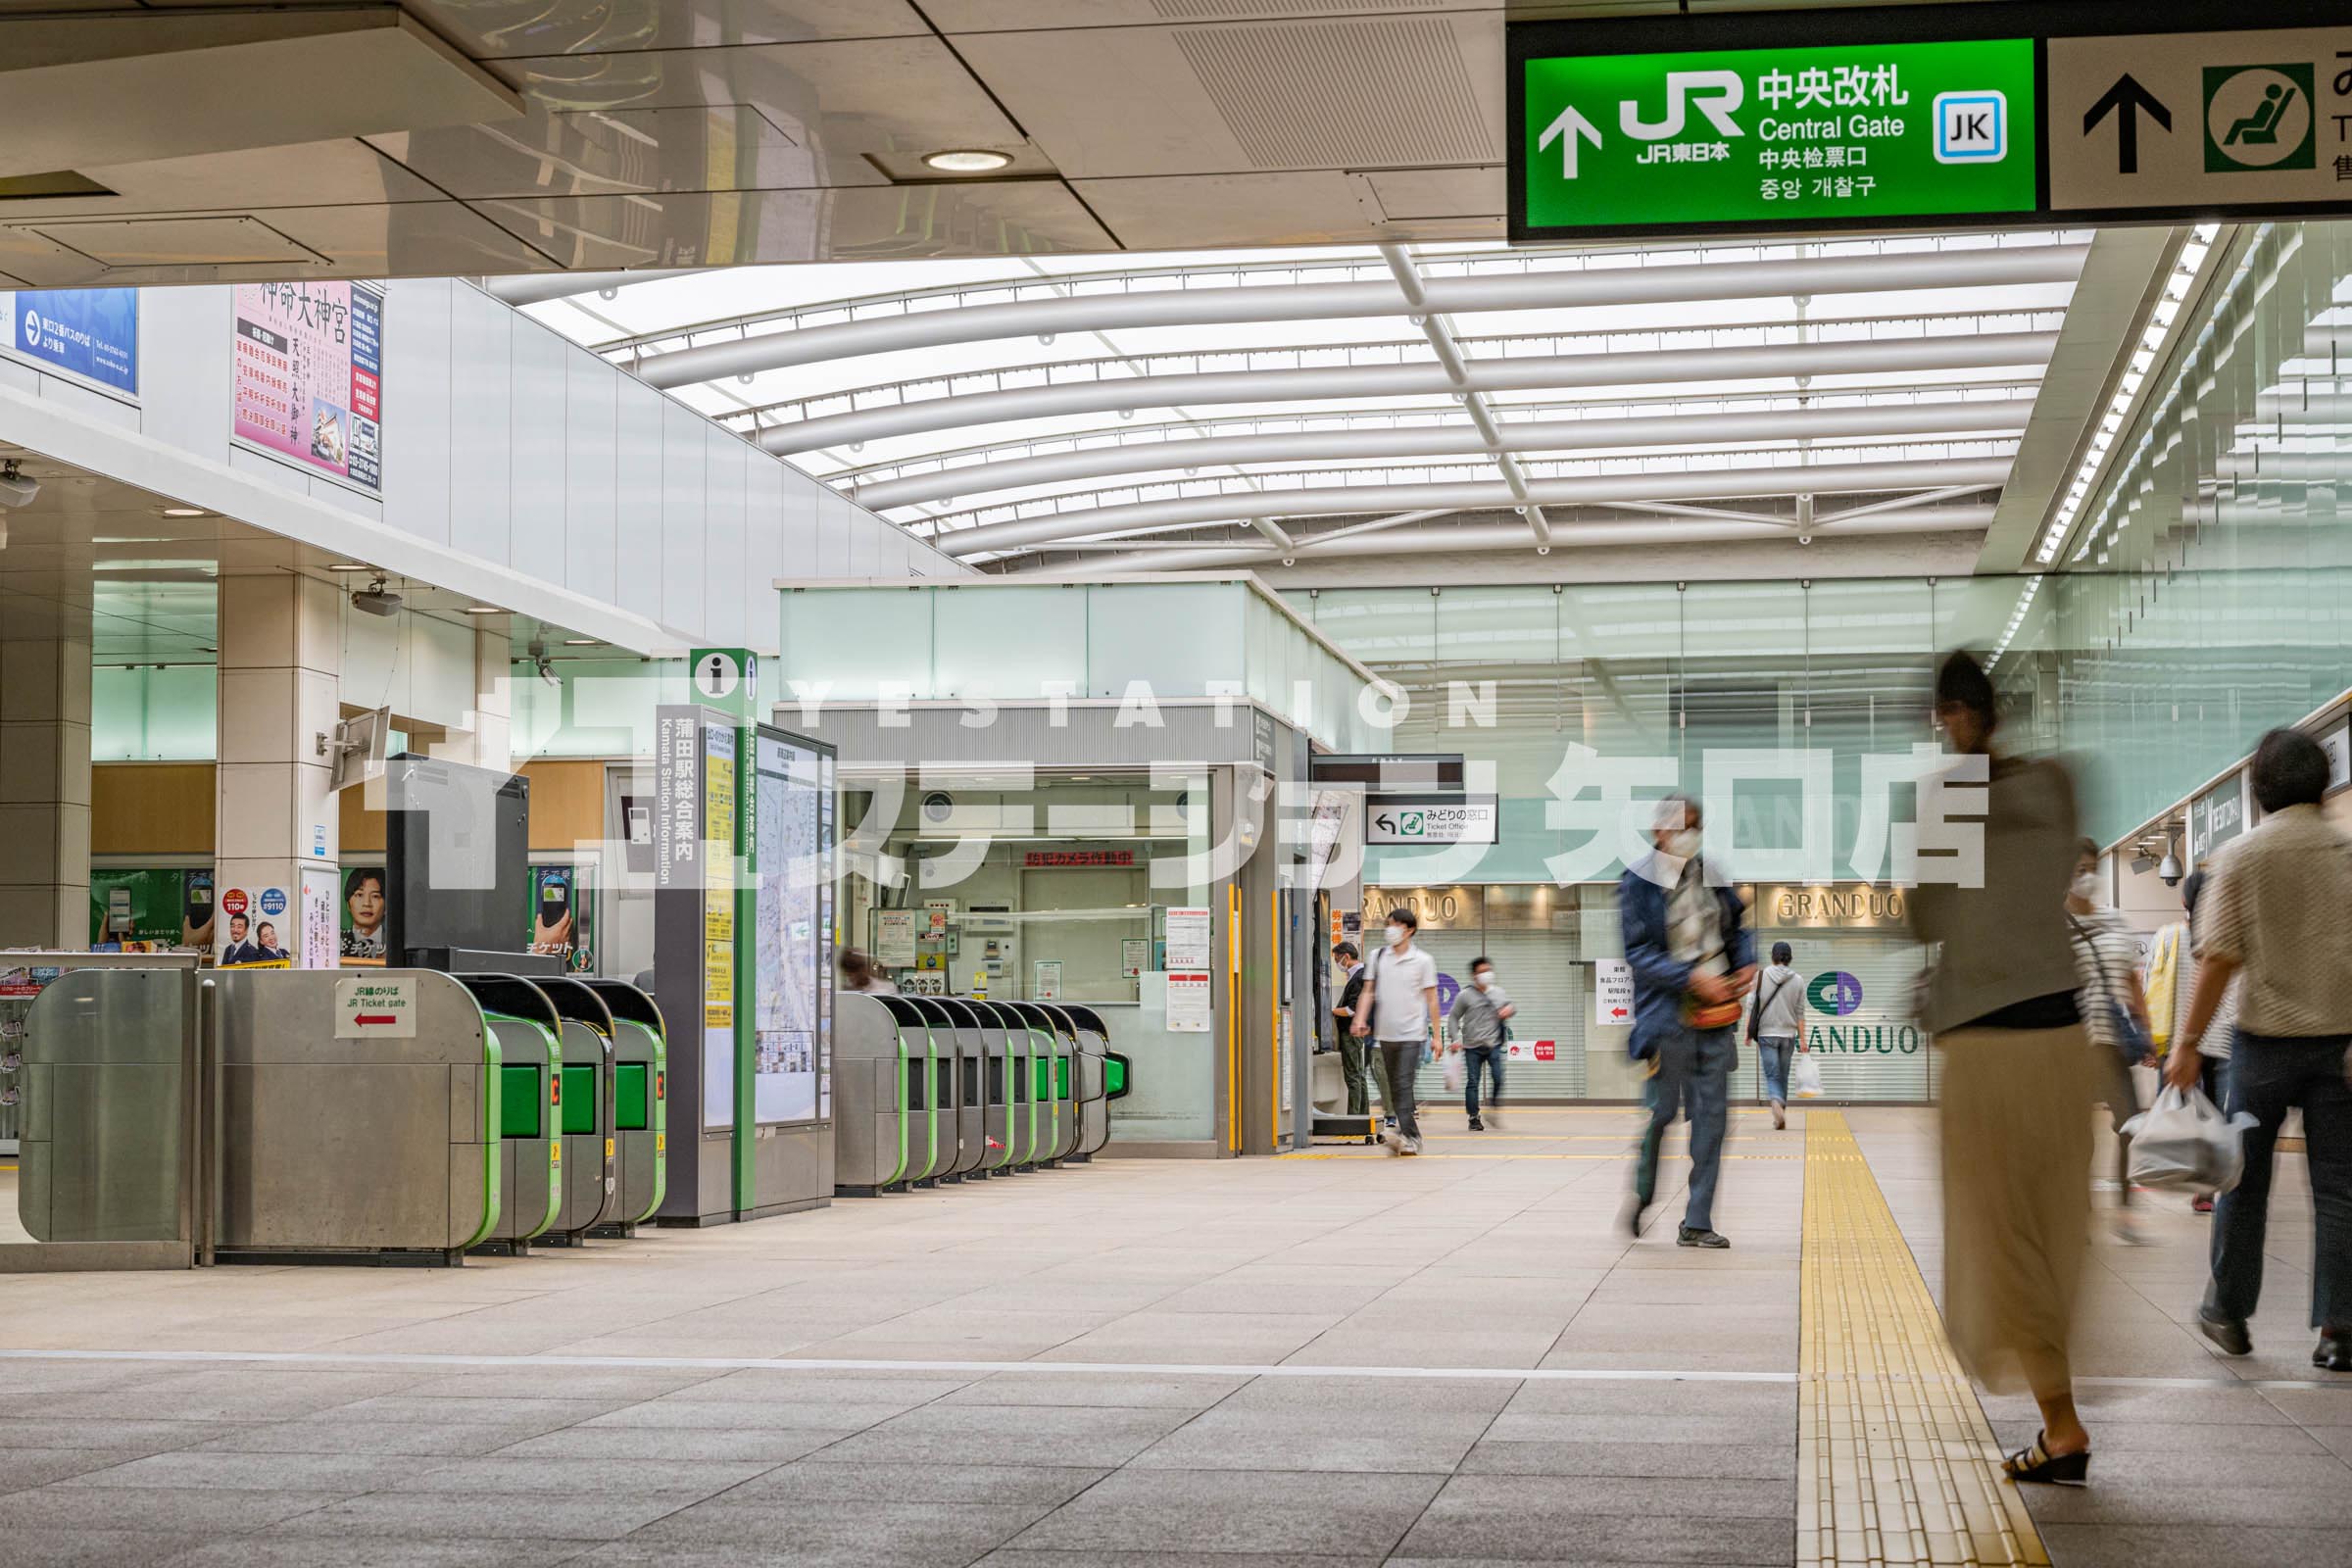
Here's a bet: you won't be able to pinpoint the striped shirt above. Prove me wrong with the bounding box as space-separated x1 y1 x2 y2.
2069 906 2142 1056
2196 804 2352 1038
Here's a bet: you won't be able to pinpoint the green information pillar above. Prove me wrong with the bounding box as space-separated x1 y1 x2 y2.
689 647 760 1216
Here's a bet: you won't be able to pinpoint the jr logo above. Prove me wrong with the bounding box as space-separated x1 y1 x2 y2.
1807 971 1864 1017
1619 70 1745 140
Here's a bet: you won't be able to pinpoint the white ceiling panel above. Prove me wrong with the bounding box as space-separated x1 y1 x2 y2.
1077 172 1489 248
369 103 828 202
407 0 930 58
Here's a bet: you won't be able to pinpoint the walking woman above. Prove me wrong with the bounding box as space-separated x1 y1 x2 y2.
1750 941 1807 1130
2068 837 2157 1246
1908 651 2097 1485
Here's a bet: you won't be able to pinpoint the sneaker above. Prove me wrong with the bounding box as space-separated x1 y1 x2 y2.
2114 1216 2152 1248
1678 1226 1731 1250
2316 1333 2352 1372
1771 1100 1787 1131
1468 1116 1485 1132
1399 1138 1422 1157
1383 1116 1397 1131
2197 1309 2252 1357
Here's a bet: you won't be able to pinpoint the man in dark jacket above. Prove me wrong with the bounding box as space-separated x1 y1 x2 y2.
1619 794 1754 1249
1330 942 1378 1119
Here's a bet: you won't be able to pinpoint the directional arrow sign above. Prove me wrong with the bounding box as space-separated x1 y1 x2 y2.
1539 103 1602 179
2082 72 2171 174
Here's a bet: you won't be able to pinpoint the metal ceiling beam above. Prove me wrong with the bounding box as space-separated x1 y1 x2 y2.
761 331 2058 456
1019 505 1998 574
846 397 2037 509
638 244 2086 389
485 270 692 308
1384 242 1550 547
938 457 2011 557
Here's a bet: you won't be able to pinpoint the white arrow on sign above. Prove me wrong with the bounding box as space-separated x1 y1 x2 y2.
1539 104 1603 179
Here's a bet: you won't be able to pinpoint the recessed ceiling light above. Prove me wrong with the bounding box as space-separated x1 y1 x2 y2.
464 605 502 614
563 637 603 646
160 507 207 517
327 563 372 572
923 148 1012 174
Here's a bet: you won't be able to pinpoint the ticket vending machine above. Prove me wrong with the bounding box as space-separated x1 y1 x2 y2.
584 979 666 1235
932 997 990 1180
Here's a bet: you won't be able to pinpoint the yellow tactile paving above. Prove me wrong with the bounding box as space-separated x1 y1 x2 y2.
1800 1110 2048 1568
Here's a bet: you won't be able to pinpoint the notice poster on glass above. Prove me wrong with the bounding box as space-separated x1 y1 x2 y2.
298 866 338 970
1165 906 1212 970
754 728 830 1124
1166 971 1212 1033
875 909 918 967
232 280 384 492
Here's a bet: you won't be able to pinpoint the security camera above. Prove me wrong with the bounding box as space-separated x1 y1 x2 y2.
529 645 561 689
350 575 402 617
0 460 39 509
2158 851 2183 887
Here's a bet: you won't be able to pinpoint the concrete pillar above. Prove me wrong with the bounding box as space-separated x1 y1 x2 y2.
0 617 92 949
215 573 340 967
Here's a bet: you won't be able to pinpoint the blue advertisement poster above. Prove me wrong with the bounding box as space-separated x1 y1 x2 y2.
14 289 136 394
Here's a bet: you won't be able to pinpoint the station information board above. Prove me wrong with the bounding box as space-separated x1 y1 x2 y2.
1510 2 2352 242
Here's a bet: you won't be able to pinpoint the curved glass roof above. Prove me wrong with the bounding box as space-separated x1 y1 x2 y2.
512 232 2088 570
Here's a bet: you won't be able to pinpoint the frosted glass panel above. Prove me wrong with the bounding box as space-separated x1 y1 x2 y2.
1308 589 1434 664
1084 582 1244 698
92 665 217 760
1437 585 1556 664
780 586 933 700
932 585 1086 701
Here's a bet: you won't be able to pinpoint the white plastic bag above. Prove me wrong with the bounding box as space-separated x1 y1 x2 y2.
1442 1051 1465 1094
1790 1054 1825 1100
2122 1086 2258 1194
2130 1063 2161 1110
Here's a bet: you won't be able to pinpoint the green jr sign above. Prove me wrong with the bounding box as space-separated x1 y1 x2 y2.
1520 37 2038 237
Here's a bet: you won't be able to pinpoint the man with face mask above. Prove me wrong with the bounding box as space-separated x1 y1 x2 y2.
1446 956 1514 1131
1353 906 1442 1155
1618 794 1754 1248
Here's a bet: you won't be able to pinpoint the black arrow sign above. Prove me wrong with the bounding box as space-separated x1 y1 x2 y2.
1374 813 1396 833
2084 73 2172 175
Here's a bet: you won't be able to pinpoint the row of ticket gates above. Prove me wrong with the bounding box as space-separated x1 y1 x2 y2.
834 991 1128 1195
13 961 1123 1266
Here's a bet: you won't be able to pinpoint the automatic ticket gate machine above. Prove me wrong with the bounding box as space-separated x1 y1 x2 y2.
1028 1004 1086 1164
962 1000 1023 1173
931 998 990 1180
583 978 666 1235
901 997 962 1187
534 977 619 1245
833 992 916 1197
457 976 563 1255
1050 1004 1113 1160
1001 1002 1068 1170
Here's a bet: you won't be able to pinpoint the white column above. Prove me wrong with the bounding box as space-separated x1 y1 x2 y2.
424 626 512 771
0 620 92 949
215 573 340 966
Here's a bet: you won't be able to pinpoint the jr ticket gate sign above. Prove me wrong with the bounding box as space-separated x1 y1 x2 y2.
1510 2 2352 241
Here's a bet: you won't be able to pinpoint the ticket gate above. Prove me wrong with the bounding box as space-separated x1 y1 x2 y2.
1049 1003 1112 1160
901 997 962 1187
536 977 618 1246
1006 1002 1073 1169
931 997 990 1180
584 978 666 1235
1025 1003 1084 1164
984 1002 1050 1171
460 977 563 1255
965 1000 1025 1172
834 992 917 1197
210 969 505 1263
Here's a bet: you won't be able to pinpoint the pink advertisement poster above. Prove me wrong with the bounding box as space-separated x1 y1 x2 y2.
232 281 383 492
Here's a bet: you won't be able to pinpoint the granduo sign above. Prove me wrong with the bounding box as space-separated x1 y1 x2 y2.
1814 1023 1925 1054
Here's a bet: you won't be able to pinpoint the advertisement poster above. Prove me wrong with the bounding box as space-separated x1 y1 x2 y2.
87 868 189 947
528 862 596 972
218 884 293 968
298 866 337 970
338 865 389 965
232 280 383 492
14 289 136 394
1165 971 1212 1033
1164 906 1212 970
875 909 917 967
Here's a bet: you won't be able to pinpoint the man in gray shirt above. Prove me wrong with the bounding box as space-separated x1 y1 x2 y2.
1446 956 1515 1131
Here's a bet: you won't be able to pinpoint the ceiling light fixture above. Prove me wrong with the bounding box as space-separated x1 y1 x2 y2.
160 507 207 518
326 563 372 572
923 149 1011 174
463 605 502 615
563 637 604 647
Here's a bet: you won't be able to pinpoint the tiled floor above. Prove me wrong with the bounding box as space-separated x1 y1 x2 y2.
0 1103 2344 1566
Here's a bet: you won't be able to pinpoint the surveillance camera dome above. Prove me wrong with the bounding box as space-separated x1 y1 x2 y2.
2158 851 2184 887
0 460 40 509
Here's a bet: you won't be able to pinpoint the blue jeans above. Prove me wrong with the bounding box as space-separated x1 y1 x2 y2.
2208 1032 2352 1331
1634 1022 1734 1232
1757 1037 1795 1103
1463 1044 1503 1118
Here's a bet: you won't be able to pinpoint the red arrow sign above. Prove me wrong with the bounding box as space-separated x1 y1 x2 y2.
1609 1005 1629 1020
354 1013 398 1026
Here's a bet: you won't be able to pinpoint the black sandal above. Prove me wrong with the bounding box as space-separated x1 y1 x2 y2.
2002 1432 2089 1487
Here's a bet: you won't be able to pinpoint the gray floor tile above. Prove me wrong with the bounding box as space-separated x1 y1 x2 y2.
51 1449 437 1492
2022 1475 2352 1527
387 1454 777 1497
808 1403 1194 1468
624 1495 1053 1556
487 1425 861 1463
1221 1375 1522 1415
0 1485 333 1534
1129 1406 1493 1473
1461 1439 1792 1480
195 1419 564 1456
939 1372 1247 1409
162 1540 585 1568
1008 1468 1443 1555
2035 1523 2352 1568
0 1419 237 1453
578 1396 908 1432
979 1555 1382 1568
1396 1501 1795 1564
729 1459 1107 1506
0 1449 157 1493
1991 1417 2328 1456
0 1528 192 1568
269 1488 690 1542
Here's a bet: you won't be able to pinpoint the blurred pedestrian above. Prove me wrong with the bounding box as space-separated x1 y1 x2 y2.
1354 906 1441 1156
2166 727 2352 1372
2150 871 2235 1211
1749 940 1808 1130
1331 941 1383 1122
1909 649 2096 1485
1620 793 1753 1250
2067 837 2156 1245
838 948 897 995
1447 956 1514 1131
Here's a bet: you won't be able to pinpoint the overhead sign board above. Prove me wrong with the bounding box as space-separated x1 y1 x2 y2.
1510 3 2352 241
2188 769 2249 867
1365 795 1500 846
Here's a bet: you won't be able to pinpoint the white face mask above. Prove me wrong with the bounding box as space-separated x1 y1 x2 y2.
1474 971 1494 989
1386 924 1408 949
2072 871 2099 902
1665 828 1701 860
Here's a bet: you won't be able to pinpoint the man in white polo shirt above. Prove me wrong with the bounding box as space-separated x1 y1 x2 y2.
1353 906 1443 1155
